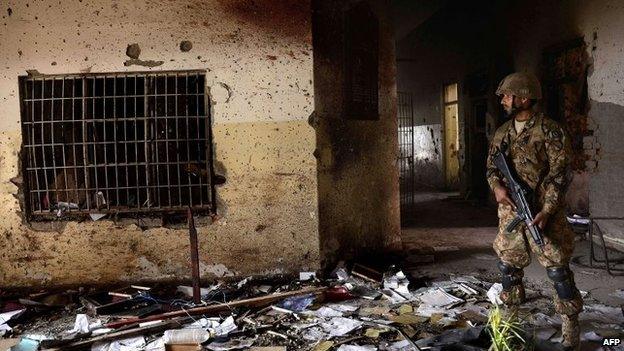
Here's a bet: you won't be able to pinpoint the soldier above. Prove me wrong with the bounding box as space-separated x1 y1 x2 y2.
486 72 583 350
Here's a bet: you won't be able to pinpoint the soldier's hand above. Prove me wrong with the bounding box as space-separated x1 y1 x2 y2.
493 185 516 210
530 210 550 230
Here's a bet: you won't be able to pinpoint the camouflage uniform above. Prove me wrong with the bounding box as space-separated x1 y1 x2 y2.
486 111 583 317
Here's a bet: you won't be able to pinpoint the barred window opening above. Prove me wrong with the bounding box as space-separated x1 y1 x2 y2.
19 70 215 220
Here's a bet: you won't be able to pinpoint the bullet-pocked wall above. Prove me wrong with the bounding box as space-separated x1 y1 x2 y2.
0 0 320 288
312 0 402 268
505 0 624 250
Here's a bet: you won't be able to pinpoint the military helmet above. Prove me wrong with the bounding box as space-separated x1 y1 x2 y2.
495 72 542 99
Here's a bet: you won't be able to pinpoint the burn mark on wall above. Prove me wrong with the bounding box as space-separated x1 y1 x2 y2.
543 39 591 171
216 0 311 42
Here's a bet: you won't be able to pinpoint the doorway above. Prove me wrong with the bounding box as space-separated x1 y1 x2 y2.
443 83 460 189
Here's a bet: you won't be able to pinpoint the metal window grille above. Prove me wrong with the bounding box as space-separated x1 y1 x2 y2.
397 91 415 222
19 70 215 220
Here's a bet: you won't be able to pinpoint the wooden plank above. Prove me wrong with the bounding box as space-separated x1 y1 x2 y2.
105 286 327 329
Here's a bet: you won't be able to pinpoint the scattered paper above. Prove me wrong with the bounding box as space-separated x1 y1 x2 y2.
486 283 503 305
177 285 219 298
332 268 350 281
299 272 317 281
456 283 479 295
382 271 414 302
91 328 114 336
257 285 272 293
144 338 165 351
382 289 410 304
89 213 107 221
336 345 376 351
326 304 359 313
320 317 362 337
68 314 90 334
187 317 221 329
213 316 237 337
386 339 417 351
417 288 463 308
350 285 382 300
311 306 344 318
236 277 251 289
415 304 452 318
301 327 327 341
0 309 25 336
207 338 255 351
92 336 145 351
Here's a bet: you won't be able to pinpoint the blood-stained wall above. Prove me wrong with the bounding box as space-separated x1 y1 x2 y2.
0 0 320 288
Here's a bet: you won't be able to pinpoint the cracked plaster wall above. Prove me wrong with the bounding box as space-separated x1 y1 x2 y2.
0 0 320 288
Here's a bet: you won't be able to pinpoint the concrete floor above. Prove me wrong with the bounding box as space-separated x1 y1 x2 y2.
401 191 624 307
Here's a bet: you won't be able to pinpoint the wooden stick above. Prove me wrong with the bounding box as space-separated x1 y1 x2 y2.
41 317 192 351
105 286 327 329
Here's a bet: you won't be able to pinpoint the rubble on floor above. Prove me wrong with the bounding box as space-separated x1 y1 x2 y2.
1 265 623 351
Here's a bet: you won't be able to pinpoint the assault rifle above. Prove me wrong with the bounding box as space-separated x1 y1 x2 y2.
492 148 545 249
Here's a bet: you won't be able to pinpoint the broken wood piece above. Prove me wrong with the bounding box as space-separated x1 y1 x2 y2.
107 285 151 299
41 317 192 351
165 345 201 351
351 263 383 283
105 286 328 329
266 330 288 340
95 297 157 316
188 207 201 305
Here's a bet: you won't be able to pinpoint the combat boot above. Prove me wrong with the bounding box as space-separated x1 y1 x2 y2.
561 313 580 350
499 284 526 306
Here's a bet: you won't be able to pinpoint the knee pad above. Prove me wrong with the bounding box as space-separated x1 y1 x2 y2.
547 266 575 300
498 261 523 290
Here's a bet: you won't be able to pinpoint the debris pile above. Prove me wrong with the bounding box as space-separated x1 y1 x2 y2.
1 264 623 351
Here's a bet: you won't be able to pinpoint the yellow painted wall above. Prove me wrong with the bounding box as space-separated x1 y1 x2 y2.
0 0 320 288
443 103 459 188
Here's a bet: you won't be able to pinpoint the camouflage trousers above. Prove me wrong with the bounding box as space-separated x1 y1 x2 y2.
493 204 583 316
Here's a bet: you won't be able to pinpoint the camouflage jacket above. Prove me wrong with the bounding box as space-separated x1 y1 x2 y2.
486 112 572 215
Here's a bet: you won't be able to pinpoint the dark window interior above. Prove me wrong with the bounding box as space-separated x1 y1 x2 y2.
344 1 379 120
19 70 215 220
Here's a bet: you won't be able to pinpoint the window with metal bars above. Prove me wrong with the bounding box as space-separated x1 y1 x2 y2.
18 70 215 220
